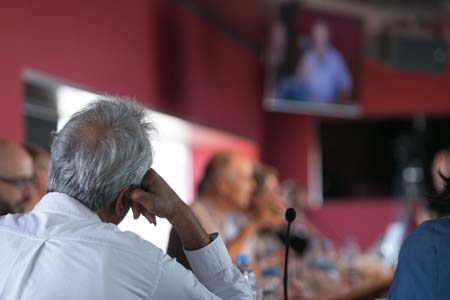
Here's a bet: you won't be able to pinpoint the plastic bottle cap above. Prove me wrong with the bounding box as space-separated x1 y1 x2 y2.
235 254 249 266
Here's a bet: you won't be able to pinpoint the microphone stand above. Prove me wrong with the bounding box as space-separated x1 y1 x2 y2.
284 208 296 300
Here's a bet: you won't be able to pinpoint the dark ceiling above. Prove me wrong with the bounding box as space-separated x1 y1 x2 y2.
176 0 274 52
181 0 448 52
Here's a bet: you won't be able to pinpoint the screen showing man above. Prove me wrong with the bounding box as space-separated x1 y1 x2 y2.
266 4 362 116
297 21 352 102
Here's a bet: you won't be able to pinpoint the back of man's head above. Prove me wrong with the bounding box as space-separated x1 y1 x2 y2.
47 98 154 212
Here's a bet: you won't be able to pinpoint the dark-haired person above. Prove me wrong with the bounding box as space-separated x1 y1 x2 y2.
0 98 252 300
250 164 286 234
389 149 450 300
0 139 34 215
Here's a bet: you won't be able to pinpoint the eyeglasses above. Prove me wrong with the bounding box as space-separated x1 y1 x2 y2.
0 176 35 188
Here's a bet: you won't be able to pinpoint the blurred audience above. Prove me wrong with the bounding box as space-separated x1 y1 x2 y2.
0 139 34 215
23 144 49 211
192 152 258 259
168 152 282 267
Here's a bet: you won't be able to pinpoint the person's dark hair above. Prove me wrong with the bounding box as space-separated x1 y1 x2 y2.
427 171 450 217
196 152 233 196
252 164 279 198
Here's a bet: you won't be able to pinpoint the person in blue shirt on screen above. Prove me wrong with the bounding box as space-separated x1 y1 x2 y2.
298 21 352 102
277 21 352 103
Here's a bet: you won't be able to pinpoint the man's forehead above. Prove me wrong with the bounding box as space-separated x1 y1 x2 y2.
0 141 34 177
229 155 252 174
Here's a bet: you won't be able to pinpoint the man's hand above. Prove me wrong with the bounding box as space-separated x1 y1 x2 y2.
129 169 186 224
129 169 210 250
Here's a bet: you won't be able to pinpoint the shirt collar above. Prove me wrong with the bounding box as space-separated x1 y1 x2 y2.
32 192 101 222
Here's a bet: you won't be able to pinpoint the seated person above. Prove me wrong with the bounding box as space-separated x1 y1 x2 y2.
280 180 323 239
0 139 34 215
251 166 313 257
250 164 287 264
0 99 252 300
389 148 450 300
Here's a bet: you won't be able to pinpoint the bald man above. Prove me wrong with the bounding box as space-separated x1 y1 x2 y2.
0 139 34 215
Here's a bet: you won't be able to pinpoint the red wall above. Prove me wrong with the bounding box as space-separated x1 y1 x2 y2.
0 0 264 144
154 1 264 141
1 0 157 142
263 113 314 188
362 60 450 116
308 199 405 250
2 0 450 185
0 2 26 142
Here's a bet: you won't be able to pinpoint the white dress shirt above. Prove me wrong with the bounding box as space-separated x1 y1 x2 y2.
0 192 252 300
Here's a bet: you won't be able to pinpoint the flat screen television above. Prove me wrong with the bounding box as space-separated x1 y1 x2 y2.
264 3 363 118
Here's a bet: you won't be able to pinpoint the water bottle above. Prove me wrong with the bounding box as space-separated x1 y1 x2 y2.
235 254 256 290
236 254 256 289
259 243 281 300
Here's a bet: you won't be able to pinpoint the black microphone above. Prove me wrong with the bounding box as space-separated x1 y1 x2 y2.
284 208 296 300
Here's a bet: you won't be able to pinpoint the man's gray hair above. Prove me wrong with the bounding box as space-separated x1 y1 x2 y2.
48 97 154 212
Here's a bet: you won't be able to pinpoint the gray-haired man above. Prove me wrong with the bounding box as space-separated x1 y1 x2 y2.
0 99 252 299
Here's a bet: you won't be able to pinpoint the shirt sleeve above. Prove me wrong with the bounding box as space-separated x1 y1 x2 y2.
152 234 252 300
389 223 437 300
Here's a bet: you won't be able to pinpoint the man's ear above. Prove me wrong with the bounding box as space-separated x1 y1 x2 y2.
114 187 131 219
